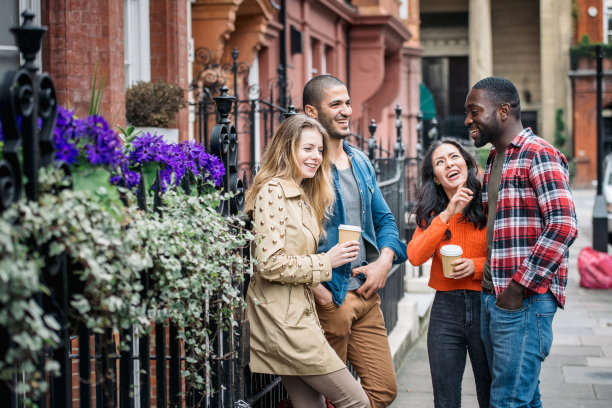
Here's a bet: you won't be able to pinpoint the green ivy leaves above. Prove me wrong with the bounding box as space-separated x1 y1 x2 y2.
0 167 252 402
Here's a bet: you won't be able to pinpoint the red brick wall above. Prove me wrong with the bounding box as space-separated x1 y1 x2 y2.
42 0 189 138
42 0 125 125
149 0 190 141
574 0 604 43
572 62 612 187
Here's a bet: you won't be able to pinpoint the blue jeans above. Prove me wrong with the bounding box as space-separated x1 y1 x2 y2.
427 290 491 408
480 291 557 408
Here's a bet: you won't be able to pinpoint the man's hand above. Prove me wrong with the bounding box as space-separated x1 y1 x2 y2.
496 280 525 310
353 248 394 299
312 284 333 306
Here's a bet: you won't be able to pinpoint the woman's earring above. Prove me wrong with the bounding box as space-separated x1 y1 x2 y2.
434 180 440 186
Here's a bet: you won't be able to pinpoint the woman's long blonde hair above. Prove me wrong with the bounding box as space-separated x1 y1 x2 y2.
244 114 334 233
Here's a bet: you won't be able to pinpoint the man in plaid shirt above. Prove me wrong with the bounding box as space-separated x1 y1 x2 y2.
464 76 578 407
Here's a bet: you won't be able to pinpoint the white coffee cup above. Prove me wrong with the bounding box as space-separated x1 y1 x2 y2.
338 224 361 244
440 244 463 278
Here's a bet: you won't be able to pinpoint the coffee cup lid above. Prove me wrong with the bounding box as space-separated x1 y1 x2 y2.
440 244 463 256
338 224 361 232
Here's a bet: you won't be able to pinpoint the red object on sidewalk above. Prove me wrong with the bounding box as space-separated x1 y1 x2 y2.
577 246 612 289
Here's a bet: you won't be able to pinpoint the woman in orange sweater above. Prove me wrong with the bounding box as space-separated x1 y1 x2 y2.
407 139 491 408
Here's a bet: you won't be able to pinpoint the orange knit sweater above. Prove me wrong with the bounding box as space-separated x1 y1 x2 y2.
407 213 486 292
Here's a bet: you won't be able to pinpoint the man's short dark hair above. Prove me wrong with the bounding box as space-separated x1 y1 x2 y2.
303 75 346 109
472 76 521 119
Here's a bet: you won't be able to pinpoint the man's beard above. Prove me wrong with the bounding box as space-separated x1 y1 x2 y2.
319 113 350 139
473 117 500 148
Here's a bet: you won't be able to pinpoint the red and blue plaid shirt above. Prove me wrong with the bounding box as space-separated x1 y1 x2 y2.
483 128 578 307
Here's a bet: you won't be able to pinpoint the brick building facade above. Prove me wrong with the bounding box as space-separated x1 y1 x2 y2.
570 0 612 187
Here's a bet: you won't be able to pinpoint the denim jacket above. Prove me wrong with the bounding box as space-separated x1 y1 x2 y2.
318 142 408 305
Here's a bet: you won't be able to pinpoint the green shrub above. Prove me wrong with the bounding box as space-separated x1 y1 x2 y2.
126 81 186 128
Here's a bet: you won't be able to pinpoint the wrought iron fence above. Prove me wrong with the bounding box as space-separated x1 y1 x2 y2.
0 16 419 407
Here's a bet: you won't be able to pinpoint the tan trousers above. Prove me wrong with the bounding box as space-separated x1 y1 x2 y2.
281 368 369 408
315 292 397 408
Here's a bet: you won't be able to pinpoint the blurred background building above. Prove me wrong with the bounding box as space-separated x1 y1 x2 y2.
2 0 610 186
419 0 573 155
571 0 612 187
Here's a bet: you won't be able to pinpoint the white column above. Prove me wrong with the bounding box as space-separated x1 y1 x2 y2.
469 0 493 87
540 0 572 141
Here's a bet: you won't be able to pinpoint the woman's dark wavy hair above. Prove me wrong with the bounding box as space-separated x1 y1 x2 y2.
414 139 486 239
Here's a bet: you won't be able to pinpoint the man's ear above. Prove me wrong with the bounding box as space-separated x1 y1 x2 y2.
304 104 318 119
499 102 510 121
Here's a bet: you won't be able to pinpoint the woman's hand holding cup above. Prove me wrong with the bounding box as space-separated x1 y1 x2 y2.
327 241 360 268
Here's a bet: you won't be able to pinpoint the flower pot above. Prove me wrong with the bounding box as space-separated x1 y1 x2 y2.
133 127 179 144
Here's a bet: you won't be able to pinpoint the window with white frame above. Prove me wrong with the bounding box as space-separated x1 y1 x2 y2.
0 0 41 78
124 0 151 86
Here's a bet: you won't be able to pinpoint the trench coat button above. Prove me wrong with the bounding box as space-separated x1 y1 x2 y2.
297 263 302 268
279 272 284 277
326 271 330 277
268 200 273 205
270 213 274 218
303 273 308 278
259 194 263 200
291 274 295 279
271 226 275 231
280 219 284 225
262 247 267 252
278 206 283 211
319 262 324 266
268 187 273 193
280 233 285 238
260 220 265 225
272 239 278 245
259 207 263 212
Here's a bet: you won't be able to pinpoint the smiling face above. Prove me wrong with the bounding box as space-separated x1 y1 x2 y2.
432 143 469 198
464 88 501 148
315 85 352 139
295 127 324 183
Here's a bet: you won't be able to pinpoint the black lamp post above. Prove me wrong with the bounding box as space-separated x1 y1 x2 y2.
593 44 608 252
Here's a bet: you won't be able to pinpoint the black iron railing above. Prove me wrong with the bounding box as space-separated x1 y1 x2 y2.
0 15 419 407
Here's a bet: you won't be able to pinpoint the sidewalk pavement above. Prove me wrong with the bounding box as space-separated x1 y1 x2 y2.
390 187 612 408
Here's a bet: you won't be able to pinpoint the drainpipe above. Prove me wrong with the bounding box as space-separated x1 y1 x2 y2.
279 0 287 109
346 23 351 91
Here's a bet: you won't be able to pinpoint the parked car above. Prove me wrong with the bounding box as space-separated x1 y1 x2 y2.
602 153 612 243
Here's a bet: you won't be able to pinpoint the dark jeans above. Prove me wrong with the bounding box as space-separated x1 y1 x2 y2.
427 290 491 408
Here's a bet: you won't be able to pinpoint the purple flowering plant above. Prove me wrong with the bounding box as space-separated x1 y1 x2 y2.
122 128 224 193
1 105 225 201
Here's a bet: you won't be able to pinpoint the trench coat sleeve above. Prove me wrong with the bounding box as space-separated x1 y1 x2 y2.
252 181 332 286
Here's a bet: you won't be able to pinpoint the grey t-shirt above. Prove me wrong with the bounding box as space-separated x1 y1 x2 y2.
482 148 505 291
337 167 367 290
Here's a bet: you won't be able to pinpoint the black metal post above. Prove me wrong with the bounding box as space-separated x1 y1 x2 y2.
169 324 181 407
155 323 167 408
78 324 92 408
593 44 608 252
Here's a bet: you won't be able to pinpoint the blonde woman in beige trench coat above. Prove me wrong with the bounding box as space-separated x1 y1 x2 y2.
244 115 369 408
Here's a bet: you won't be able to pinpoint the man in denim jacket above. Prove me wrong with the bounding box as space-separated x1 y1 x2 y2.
304 75 407 408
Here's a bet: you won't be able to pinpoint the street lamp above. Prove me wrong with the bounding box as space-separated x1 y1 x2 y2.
593 44 607 252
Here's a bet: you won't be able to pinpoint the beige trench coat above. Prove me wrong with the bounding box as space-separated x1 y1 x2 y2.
245 178 345 375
